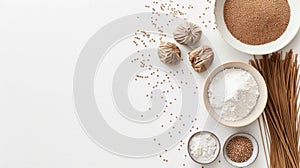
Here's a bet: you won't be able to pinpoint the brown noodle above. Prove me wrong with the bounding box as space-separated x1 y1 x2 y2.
249 50 300 168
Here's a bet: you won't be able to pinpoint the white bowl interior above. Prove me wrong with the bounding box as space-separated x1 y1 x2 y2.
214 0 300 55
223 133 259 167
203 62 268 127
187 131 221 164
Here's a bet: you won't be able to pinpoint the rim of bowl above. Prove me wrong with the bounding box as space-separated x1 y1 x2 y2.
202 62 268 127
214 0 300 55
223 132 259 167
187 131 221 165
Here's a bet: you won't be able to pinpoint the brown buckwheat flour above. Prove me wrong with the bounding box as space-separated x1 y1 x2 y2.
224 0 290 45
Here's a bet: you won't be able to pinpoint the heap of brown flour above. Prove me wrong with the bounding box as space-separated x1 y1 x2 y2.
224 0 290 45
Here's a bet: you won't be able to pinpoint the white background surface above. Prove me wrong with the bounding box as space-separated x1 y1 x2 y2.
1 0 299 167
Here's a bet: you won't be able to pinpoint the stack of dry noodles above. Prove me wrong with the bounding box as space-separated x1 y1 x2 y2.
249 50 300 168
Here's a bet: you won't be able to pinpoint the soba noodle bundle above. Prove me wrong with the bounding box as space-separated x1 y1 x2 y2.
249 50 300 168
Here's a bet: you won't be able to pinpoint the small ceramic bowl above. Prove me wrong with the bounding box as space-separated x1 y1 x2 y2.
187 131 221 164
223 133 259 167
214 0 300 55
203 62 268 127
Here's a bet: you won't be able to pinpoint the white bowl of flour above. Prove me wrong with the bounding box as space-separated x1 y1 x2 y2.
187 131 221 164
203 62 268 127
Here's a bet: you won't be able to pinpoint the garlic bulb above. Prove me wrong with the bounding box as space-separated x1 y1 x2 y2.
189 45 214 72
158 41 181 65
173 22 202 45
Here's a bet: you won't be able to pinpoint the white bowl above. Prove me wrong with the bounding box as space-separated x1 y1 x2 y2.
187 131 221 164
203 62 268 127
214 0 300 55
223 133 259 167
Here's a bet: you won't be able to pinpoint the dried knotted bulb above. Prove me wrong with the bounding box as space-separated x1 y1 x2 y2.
158 41 181 65
173 22 202 45
189 46 214 72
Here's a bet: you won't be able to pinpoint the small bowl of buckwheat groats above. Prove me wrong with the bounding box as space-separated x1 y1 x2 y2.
223 133 259 167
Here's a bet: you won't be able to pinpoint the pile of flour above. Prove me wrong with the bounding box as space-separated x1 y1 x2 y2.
189 132 219 163
208 68 260 121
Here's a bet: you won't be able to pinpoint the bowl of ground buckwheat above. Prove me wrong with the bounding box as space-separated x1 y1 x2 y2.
214 0 300 55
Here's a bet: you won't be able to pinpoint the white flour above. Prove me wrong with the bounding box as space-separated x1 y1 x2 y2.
189 132 219 163
208 68 260 121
